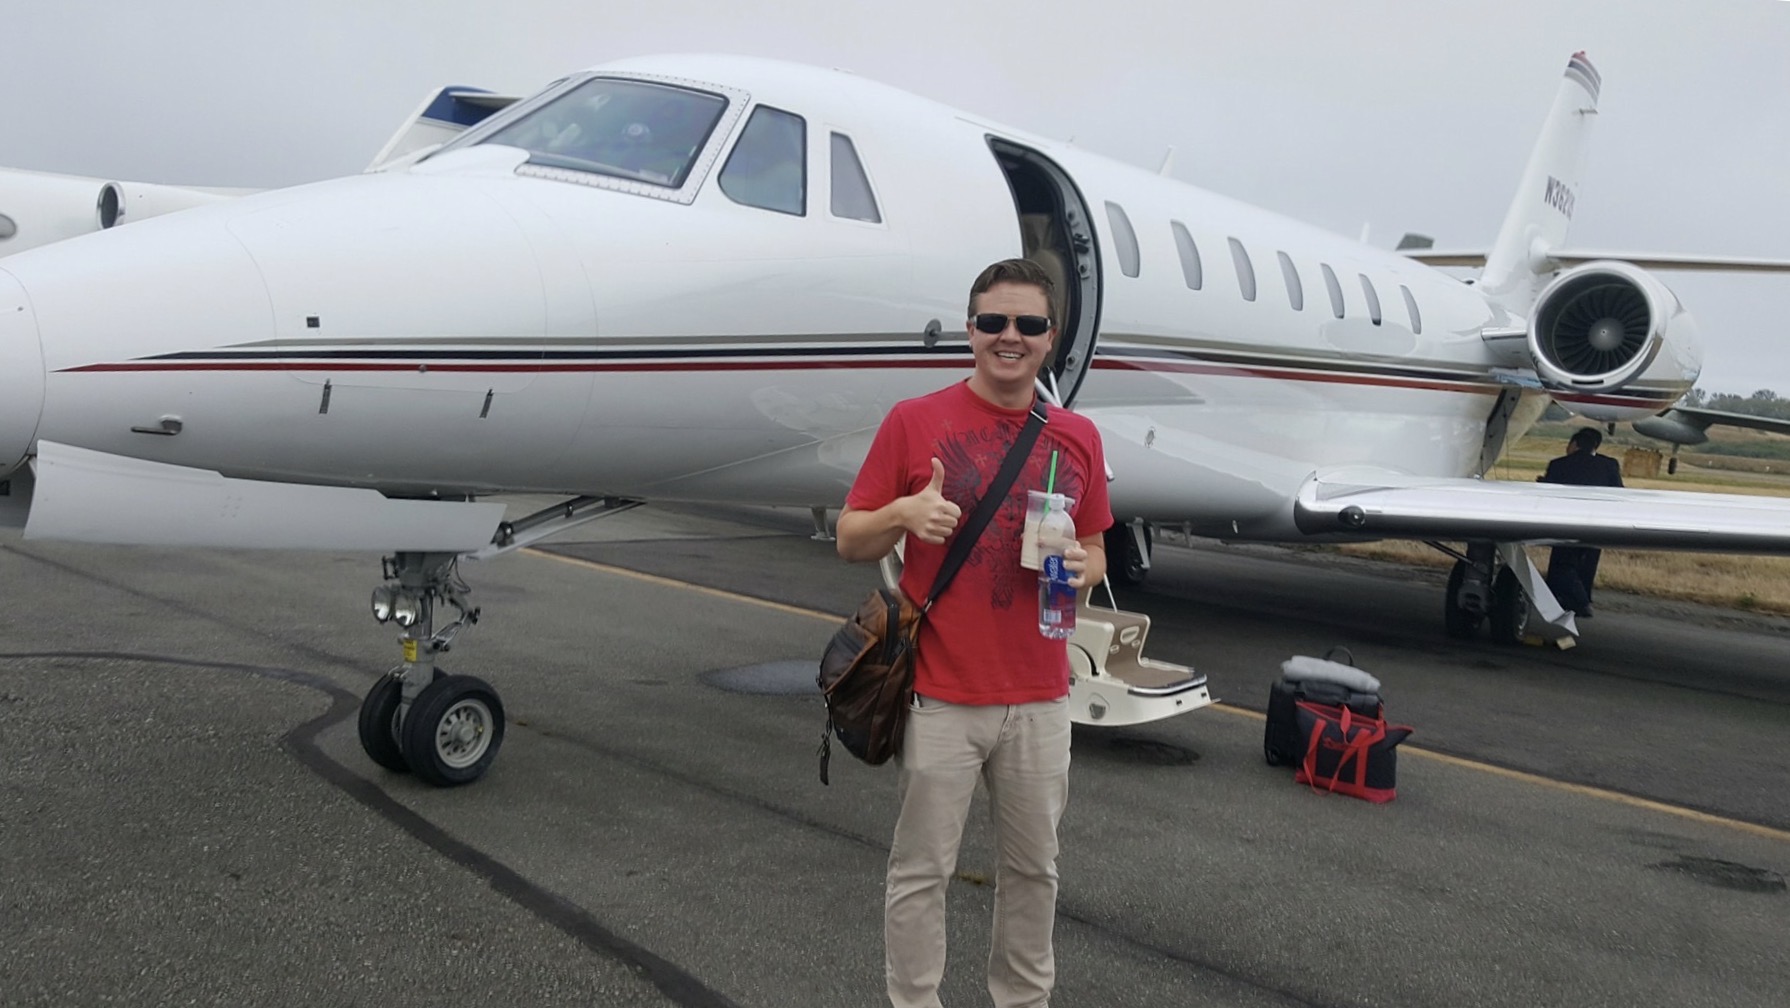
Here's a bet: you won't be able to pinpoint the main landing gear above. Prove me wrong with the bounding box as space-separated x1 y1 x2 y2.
359 552 504 786
1441 542 1528 645
1104 520 1152 587
1438 541 1577 648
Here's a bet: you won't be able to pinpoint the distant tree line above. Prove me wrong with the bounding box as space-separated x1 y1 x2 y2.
1678 387 1790 421
1538 389 1790 462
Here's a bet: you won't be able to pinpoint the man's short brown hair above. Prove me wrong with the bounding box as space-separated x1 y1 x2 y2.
967 258 1055 319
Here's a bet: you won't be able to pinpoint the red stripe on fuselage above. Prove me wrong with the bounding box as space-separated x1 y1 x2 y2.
1089 356 1492 395
55 355 1680 409
59 359 971 373
1090 357 1677 409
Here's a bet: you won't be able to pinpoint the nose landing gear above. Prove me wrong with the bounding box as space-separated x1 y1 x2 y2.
357 552 505 786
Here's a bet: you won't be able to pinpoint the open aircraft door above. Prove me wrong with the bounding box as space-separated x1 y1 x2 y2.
988 138 1102 407
980 139 1211 728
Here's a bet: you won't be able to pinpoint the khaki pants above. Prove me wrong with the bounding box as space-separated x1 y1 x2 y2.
885 694 1071 1008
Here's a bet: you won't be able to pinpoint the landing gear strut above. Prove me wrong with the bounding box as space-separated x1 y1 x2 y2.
1441 541 1493 639
353 496 643 785
359 552 505 786
1487 566 1530 645
1105 520 1152 587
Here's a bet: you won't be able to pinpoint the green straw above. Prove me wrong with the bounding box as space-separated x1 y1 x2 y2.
1041 451 1060 519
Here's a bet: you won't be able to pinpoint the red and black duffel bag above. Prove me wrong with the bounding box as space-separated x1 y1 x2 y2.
1264 649 1382 767
1293 699 1413 804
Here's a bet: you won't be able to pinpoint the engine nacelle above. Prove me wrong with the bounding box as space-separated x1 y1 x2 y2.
1527 260 1701 401
0 168 113 254
0 169 241 257
97 181 236 229
1630 413 1709 446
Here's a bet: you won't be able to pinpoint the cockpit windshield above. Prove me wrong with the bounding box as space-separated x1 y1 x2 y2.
480 78 728 188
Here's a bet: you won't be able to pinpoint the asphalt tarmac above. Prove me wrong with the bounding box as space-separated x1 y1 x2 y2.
1 503 1785 1007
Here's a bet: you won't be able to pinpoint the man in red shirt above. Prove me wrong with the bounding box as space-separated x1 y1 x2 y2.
837 258 1113 1008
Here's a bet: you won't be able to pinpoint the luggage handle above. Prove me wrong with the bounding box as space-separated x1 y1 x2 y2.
1298 702 1386 795
1323 645 1355 667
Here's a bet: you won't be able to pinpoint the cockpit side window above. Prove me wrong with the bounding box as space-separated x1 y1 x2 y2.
829 132 881 223
481 78 727 188
720 106 807 215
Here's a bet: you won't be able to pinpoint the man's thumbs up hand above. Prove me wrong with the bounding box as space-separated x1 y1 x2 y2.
905 457 962 545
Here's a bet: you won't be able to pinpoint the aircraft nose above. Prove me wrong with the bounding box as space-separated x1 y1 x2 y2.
0 267 45 476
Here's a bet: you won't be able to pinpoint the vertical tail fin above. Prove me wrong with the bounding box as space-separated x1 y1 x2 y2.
1478 52 1603 308
365 87 521 172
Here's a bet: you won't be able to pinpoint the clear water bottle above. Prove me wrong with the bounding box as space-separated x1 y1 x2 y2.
1036 506 1077 639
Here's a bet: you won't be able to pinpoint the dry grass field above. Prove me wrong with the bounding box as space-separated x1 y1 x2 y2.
1330 425 1790 616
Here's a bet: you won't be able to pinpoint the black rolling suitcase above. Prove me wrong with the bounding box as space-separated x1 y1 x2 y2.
1263 648 1382 767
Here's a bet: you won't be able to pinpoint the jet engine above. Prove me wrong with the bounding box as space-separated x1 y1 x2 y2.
97 181 236 229
1527 259 1699 396
0 169 239 255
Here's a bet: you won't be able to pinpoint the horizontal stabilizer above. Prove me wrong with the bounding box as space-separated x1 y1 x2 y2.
1404 249 1790 273
25 441 505 552
1294 469 1790 552
1400 249 1488 267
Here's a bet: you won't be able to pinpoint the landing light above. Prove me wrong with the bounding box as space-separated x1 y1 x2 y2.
391 591 423 628
371 585 396 623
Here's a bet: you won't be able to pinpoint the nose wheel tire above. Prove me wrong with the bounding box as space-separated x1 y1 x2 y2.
356 673 409 773
399 674 506 787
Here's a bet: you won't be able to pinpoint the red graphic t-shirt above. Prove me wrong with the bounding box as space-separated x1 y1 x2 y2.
846 380 1114 705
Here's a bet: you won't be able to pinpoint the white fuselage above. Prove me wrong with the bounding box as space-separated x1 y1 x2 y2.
0 55 1696 542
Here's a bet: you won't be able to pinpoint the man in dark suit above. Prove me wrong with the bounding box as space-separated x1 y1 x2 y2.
1537 427 1624 617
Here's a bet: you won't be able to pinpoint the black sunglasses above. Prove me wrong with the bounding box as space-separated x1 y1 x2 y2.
970 313 1052 337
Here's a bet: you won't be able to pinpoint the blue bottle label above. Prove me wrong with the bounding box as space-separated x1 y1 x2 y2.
1038 553 1076 639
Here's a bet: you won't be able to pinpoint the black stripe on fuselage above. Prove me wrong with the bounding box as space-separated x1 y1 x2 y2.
61 339 1687 408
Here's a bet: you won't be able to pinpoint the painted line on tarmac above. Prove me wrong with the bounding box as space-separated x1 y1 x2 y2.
1397 746 1790 843
533 549 1790 846
530 550 841 620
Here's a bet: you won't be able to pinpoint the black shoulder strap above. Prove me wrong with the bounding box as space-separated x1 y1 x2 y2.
920 401 1047 610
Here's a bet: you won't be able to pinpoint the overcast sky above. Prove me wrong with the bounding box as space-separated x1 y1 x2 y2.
7 0 1788 393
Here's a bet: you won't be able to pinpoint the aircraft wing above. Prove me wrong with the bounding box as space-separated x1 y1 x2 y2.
1403 248 1790 272
1293 470 1790 551
1631 406 1790 444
